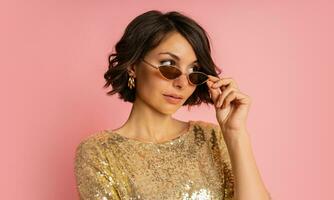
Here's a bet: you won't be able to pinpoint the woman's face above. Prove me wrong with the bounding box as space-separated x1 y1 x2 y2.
131 31 199 115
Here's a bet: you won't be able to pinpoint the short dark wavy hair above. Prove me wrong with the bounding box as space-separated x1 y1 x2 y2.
103 10 222 107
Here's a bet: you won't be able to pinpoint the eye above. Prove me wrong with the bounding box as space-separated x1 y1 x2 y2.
192 65 201 71
160 59 176 66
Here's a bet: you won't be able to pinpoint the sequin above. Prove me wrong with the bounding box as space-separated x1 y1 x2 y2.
74 120 235 199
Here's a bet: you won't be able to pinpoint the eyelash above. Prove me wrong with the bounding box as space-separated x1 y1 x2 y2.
160 59 200 70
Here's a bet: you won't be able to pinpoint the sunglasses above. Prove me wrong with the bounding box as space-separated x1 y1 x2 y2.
141 59 209 85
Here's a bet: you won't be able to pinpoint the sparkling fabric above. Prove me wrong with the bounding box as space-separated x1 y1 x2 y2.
74 120 235 200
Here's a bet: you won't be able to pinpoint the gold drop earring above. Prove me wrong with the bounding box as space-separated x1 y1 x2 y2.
127 74 135 89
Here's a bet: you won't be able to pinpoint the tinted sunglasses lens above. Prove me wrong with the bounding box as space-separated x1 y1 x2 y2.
189 72 208 85
159 65 181 79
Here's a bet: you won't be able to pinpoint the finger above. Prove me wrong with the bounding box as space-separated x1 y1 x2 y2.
222 91 237 109
207 75 222 85
206 80 222 102
212 78 238 89
216 85 237 108
207 75 221 80
222 91 251 109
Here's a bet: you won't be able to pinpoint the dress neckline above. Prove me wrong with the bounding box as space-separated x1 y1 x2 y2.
107 120 194 145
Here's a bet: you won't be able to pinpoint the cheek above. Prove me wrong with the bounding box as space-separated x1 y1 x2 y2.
136 71 166 97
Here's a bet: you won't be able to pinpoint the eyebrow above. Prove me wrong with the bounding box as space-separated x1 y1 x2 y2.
158 52 198 64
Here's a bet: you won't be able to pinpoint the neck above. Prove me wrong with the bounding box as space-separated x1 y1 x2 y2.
119 97 184 143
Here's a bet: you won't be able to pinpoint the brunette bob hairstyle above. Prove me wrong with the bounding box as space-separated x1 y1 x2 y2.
103 10 222 107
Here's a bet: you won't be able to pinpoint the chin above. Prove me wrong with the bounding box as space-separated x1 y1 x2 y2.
158 105 180 115
160 108 178 115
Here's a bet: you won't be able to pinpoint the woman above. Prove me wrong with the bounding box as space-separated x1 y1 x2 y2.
74 10 271 200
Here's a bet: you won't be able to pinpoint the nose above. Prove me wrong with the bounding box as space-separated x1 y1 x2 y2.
172 73 190 89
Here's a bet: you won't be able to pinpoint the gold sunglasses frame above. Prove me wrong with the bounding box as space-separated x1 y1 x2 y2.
140 59 209 85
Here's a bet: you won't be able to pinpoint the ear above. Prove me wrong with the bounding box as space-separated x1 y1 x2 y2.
127 64 137 78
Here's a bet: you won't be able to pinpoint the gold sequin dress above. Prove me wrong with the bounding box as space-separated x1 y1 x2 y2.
74 120 235 200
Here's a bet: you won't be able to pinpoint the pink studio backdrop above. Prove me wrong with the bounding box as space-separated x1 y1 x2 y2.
1 0 333 199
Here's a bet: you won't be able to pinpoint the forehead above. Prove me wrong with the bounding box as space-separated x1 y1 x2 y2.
148 32 197 62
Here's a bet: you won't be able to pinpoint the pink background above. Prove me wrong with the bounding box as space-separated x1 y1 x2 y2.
1 0 333 199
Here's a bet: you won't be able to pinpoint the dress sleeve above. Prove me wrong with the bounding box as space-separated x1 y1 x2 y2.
215 126 235 200
74 138 122 200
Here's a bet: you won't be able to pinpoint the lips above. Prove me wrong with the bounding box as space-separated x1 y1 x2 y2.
163 94 183 104
163 93 183 99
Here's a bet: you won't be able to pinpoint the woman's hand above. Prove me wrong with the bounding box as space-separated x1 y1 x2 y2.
206 75 252 141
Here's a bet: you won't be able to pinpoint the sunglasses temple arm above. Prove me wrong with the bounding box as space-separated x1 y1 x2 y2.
142 60 159 69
